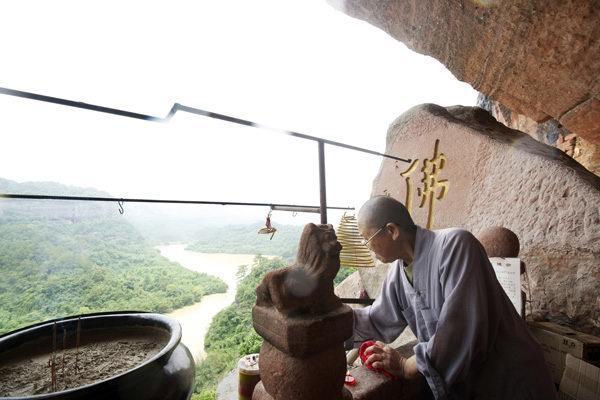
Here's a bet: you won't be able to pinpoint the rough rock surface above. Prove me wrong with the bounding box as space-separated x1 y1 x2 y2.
328 0 600 143
478 94 600 176
255 342 350 400
573 138 600 176
477 94 568 146
334 270 368 311
366 104 600 335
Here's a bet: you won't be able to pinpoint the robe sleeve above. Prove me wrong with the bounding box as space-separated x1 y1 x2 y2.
347 261 408 349
413 230 502 399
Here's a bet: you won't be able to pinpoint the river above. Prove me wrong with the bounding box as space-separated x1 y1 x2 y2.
158 244 260 362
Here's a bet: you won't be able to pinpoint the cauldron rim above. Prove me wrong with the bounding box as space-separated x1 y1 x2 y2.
0 311 183 399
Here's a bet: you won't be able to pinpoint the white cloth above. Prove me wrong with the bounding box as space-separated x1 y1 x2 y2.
351 226 557 400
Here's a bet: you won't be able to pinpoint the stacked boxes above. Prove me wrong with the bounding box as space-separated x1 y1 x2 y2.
528 321 600 385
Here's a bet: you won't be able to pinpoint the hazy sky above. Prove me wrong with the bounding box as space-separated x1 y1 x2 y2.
0 0 477 226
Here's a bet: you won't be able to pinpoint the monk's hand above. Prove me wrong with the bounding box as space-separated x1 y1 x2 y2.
364 341 404 378
365 342 420 380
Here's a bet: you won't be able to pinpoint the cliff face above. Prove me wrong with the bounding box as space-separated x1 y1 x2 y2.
478 94 600 176
328 0 600 144
357 104 600 335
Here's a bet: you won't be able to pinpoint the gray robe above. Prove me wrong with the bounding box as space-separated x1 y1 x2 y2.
351 226 557 400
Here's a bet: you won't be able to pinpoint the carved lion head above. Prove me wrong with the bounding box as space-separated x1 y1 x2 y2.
295 223 342 281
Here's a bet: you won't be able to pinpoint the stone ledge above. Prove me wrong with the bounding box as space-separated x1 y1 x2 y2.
346 367 422 400
346 341 423 400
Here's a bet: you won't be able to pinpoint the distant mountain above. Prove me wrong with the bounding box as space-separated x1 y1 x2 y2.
0 178 109 197
0 178 115 222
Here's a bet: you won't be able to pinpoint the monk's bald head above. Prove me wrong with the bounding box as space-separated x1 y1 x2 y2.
358 196 416 235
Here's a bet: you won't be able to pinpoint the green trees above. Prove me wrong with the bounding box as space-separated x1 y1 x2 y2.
0 214 228 334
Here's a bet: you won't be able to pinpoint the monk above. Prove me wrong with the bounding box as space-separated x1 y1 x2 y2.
350 196 557 400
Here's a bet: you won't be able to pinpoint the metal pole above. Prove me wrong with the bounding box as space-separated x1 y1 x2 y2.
0 193 353 211
174 104 411 163
339 298 374 305
270 205 320 214
0 87 160 122
0 86 412 164
318 141 327 224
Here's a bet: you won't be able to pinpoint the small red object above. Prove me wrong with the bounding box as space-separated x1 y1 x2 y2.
358 340 398 380
344 372 356 386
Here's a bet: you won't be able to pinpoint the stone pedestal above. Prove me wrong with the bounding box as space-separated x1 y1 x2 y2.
252 304 353 400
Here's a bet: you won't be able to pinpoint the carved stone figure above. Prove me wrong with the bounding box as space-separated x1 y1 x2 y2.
255 223 343 317
252 223 353 400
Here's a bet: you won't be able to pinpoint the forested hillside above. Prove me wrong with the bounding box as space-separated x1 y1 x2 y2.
0 178 226 334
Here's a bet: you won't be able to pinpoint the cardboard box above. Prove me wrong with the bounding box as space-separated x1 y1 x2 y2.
528 321 600 384
559 354 600 400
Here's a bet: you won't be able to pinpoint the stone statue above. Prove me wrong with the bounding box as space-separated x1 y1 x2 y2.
255 223 343 317
252 223 353 400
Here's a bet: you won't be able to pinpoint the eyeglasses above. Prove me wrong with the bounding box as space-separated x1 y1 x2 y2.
361 225 386 248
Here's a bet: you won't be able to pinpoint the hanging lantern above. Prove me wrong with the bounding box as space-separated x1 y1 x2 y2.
336 213 375 268
258 210 277 240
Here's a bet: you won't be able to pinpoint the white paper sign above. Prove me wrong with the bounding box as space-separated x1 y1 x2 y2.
489 257 522 316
